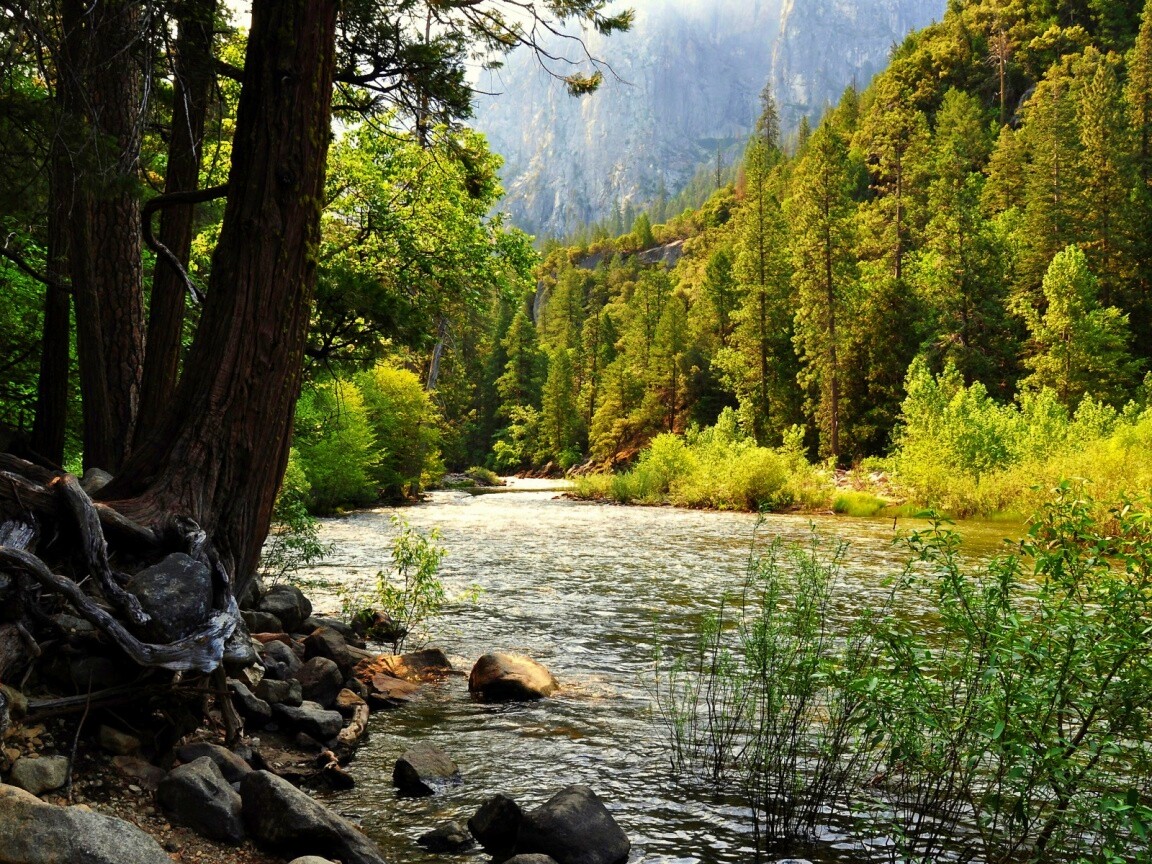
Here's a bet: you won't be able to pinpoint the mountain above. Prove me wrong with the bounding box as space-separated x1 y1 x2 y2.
471 0 946 238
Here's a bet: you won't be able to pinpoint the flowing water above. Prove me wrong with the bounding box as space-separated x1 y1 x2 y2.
296 480 1016 864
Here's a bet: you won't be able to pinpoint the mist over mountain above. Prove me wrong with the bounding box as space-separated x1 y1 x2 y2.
471 0 945 238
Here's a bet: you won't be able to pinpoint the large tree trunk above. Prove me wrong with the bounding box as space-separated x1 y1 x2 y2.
103 0 340 599
135 0 218 448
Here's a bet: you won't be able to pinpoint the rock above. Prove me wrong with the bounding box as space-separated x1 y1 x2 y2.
223 623 260 674
0 783 172 863
8 756 69 796
303 616 364 647
243 610 285 633
515 785 630 864
468 793 522 856
112 755 167 792
127 553 213 642
48 613 96 638
229 680 273 726
98 724 141 756
334 688 367 717
273 702 344 741
294 656 344 708
378 648 453 681
392 743 461 796
303 627 374 675
175 743 253 784
255 677 304 707
157 756 245 845
364 674 420 710
256 585 312 633
417 821 474 853
240 770 386 864
80 467 113 494
505 857 561 864
288 859 338 864
468 652 559 701
262 638 303 681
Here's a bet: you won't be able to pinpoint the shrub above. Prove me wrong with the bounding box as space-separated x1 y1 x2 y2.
357 362 444 500
294 379 378 513
260 448 333 583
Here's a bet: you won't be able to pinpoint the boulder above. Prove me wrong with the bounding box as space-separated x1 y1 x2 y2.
0 783 172 864
273 702 344 741
303 627 374 675
469 652 559 701
175 743 253 784
515 786 629 864
262 638 304 681
392 743 461 796
112 755 167 792
364 674 420 710
255 677 304 707
256 585 312 633
417 821 474 853
80 467 113 494
240 770 386 864
294 656 345 708
377 648 453 681
127 553 213 642
243 610 285 634
157 756 245 844
303 616 364 647
229 680 272 726
8 756 69 796
468 793 522 856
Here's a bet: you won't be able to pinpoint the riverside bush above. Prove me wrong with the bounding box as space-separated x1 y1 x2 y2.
659 490 1152 863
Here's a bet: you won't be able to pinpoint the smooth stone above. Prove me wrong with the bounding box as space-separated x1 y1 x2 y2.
515 785 630 864
255 677 304 707
112 755 167 792
303 627 374 675
468 793 522 855
8 756 69 796
293 656 344 708
273 701 344 741
229 680 273 726
157 756 245 844
303 616 364 647
127 553 213 642
0 783 171 863
240 770 386 864
417 820 474 853
256 585 312 633
243 610 284 634
174 743 253 784
262 638 303 681
469 652 559 701
393 743 461 796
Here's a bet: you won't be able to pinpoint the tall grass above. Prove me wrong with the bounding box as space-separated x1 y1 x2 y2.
657 490 1152 863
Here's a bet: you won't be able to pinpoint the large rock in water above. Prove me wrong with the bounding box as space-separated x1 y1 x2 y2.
240 770 387 864
392 743 461 796
515 785 630 864
157 756 245 844
0 783 172 864
469 652 558 701
127 552 213 642
468 793 522 856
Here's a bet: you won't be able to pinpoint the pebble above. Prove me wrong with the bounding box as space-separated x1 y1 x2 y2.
128 784 142 793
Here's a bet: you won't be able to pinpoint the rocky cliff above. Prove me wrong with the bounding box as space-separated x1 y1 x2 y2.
471 0 944 238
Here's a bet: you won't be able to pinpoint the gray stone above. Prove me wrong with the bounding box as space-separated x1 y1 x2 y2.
288 859 338 864
294 656 344 708
243 610 285 634
174 743 253 784
303 616 364 647
0 783 172 863
157 756 245 844
469 793 522 855
303 627 373 675
229 679 273 726
261 638 303 680
80 467 113 494
255 677 303 707
273 701 343 741
256 585 312 633
240 770 386 864
417 820 474 853
98 724 141 756
505 857 561 864
469 652 559 701
392 743 461 796
127 553 213 642
516 785 630 864
8 756 69 796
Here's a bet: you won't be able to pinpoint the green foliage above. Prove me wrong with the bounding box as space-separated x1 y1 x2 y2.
340 516 447 654
659 491 1152 861
260 448 334 584
293 379 379 514
357 362 444 500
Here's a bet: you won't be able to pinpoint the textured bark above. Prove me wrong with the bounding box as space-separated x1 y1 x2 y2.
105 0 340 598
136 0 218 447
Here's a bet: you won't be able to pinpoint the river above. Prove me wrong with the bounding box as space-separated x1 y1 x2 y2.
295 479 1015 864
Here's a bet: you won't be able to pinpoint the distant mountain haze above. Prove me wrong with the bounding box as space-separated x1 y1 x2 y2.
471 0 945 237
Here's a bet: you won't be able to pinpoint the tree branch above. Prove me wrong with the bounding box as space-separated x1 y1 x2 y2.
141 183 229 305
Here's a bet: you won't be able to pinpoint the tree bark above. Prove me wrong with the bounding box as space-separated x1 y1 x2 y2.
136 0 218 448
104 0 340 598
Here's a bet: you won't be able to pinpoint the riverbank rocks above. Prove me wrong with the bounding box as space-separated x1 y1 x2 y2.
393 743 461 796
157 756 245 844
468 793 522 856
174 742 253 784
7 755 68 796
295 656 345 708
469 652 559 701
0 783 172 864
304 627 374 675
516 785 630 864
256 585 312 633
127 553 213 643
505 856 561 864
273 701 344 741
229 680 272 726
256 677 303 707
379 647 453 681
418 820 475 852
240 770 387 864
261 638 303 680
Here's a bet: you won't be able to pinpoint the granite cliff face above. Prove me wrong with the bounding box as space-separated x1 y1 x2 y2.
471 0 944 237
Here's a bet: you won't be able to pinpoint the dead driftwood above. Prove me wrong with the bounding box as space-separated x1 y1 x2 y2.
0 453 242 721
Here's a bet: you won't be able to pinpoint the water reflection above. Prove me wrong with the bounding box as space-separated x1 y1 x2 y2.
298 484 1017 863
